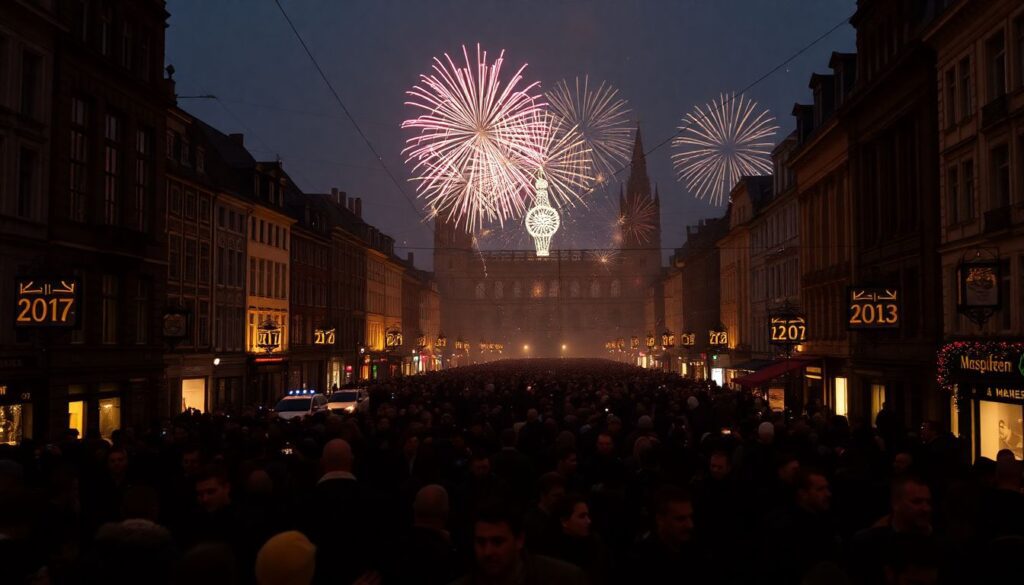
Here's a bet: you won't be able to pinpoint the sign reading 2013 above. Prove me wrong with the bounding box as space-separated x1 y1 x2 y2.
769 315 807 344
847 288 900 329
16 279 79 327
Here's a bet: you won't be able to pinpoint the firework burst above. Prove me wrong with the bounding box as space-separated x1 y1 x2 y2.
547 76 632 181
618 194 659 244
515 110 593 208
402 44 545 231
671 92 778 206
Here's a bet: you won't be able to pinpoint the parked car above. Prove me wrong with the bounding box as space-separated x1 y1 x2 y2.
273 389 328 420
327 388 369 414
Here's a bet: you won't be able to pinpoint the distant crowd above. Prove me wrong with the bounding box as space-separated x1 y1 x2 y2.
1 358 1022 584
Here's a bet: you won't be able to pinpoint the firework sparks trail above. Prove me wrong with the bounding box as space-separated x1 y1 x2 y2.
515 109 593 209
547 76 632 182
402 44 546 231
671 92 778 206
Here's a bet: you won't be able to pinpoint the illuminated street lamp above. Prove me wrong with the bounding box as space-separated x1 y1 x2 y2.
436 333 447 349
645 333 656 350
630 336 640 350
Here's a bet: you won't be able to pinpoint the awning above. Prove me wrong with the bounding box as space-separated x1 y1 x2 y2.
732 357 817 387
731 359 774 372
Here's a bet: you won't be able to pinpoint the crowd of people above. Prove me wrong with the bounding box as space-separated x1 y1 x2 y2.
1 358 1022 584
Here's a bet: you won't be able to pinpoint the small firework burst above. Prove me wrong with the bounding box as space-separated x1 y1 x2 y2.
671 92 778 206
618 194 659 244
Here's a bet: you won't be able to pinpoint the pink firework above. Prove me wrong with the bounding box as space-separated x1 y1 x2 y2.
514 109 593 209
402 44 545 232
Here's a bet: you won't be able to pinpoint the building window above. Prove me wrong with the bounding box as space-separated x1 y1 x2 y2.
199 196 210 223
17 147 37 219
610 279 621 298
958 56 972 119
99 5 112 56
946 165 959 225
184 239 196 282
196 147 205 173
102 275 118 344
513 281 521 298
134 128 151 230
103 113 120 225
961 159 975 221
548 280 559 297
70 97 89 222
169 182 181 215
198 242 210 284
249 258 256 293
135 280 148 344
475 282 486 299
944 67 956 126
184 189 196 219
494 281 503 300
216 246 225 286
120 22 133 70
991 144 1010 209
987 30 1007 100
198 301 210 346
20 51 40 119
590 280 600 298
168 234 181 280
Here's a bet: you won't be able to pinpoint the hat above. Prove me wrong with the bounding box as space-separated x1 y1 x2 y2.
255 531 316 585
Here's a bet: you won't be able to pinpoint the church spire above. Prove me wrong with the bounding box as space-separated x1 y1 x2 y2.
625 125 650 204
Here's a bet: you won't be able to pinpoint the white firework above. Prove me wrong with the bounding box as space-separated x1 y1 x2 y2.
547 76 632 182
671 92 778 206
515 109 593 209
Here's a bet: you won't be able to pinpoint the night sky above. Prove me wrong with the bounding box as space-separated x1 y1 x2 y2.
166 0 856 269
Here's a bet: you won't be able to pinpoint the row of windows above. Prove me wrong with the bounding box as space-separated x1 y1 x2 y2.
751 204 798 252
167 235 211 285
168 181 211 222
945 134 1024 226
216 206 245 234
72 0 160 83
214 305 245 353
248 258 287 300
250 217 289 250
69 98 153 228
215 246 245 289
474 279 622 300
67 276 150 347
293 276 327 309
944 17 1024 128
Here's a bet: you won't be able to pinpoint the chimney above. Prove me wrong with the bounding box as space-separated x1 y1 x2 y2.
354 197 362 218
228 133 244 147
407 252 414 266
347 198 355 213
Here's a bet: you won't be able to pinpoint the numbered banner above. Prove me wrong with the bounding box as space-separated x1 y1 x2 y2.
769 315 807 345
314 328 336 345
15 279 79 327
847 287 900 330
709 329 728 347
679 332 696 347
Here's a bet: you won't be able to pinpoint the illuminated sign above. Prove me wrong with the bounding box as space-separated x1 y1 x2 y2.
847 288 900 329
313 328 336 345
15 279 79 327
679 332 695 347
709 329 728 347
957 261 999 309
769 315 807 345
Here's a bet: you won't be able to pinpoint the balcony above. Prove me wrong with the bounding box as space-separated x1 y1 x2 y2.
981 94 1008 129
984 205 1012 233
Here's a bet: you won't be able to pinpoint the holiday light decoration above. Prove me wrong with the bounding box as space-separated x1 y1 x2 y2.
402 44 545 231
671 92 778 206
547 76 632 181
525 170 560 257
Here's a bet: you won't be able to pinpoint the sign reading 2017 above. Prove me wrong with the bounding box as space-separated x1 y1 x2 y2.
16 279 79 327
848 288 899 329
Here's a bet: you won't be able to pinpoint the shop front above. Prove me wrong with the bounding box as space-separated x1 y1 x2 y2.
732 356 819 413
0 382 35 445
939 341 1024 461
250 354 288 407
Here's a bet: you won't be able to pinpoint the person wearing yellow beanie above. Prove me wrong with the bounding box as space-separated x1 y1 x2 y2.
254 530 316 585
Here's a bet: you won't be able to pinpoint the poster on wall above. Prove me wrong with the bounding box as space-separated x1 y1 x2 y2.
768 387 785 413
979 400 1024 461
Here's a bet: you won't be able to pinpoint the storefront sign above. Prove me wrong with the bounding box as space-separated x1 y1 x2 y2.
769 315 807 345
957 261 1000 309
847 288 900 329
15 279 79 327
313 328 336 345
709 329 728 347
679 332 695 347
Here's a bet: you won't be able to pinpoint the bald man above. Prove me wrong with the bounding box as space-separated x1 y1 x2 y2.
301 438 369 584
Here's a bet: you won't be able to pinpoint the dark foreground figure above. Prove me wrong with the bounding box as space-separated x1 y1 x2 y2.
1 359 1022 584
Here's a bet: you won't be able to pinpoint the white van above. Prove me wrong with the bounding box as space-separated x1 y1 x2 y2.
327 388 369 414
